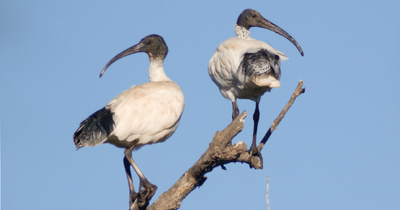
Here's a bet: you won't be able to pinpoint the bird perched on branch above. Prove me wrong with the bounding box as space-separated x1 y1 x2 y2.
73 34 184 207
208 9 303 162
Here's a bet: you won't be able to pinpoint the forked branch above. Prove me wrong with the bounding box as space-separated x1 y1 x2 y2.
130 80 305 210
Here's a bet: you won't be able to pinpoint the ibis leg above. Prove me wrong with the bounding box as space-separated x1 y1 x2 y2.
250 102 263 165
123 156 138 207
232 100 239 121
124 148 157 207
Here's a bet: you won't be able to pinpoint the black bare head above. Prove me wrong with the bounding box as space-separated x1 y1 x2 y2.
236 9 304 56
99 34 168 77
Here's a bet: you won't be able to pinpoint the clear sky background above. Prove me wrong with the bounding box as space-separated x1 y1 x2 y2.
1 0 399 209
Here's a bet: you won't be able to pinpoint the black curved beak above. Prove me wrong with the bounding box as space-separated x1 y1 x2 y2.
99 43 144 78
257 17 304 56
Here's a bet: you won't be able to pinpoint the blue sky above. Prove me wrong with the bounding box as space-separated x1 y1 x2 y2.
1 0 399 209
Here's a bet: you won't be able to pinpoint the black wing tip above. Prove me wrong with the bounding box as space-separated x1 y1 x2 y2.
72 107 114 149
73 130 84 150
75 142 83 151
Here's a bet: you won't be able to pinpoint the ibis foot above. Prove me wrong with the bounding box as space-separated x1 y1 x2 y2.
137 180 157 207
128 190 138 208
248 143 263 169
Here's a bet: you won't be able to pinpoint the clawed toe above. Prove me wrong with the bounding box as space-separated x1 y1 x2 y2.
141 181 157 198
128 191 138 207
137 181 157 207
248 144 263 168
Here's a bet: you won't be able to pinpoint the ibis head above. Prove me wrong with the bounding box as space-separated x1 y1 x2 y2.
236 9 304 56
99 34 168 77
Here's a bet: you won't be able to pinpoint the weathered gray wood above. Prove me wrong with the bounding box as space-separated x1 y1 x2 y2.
130 80 305 210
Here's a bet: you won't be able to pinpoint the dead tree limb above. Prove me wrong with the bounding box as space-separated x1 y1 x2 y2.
132 111 257 210
258 80 305 152
130 80 305 210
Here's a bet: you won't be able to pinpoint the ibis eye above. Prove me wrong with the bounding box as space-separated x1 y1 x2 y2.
146 40 151 45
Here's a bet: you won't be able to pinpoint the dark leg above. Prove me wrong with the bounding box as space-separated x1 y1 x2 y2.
232 100 239 121
123 156 138 207
249 102 263 165
124 148 157 207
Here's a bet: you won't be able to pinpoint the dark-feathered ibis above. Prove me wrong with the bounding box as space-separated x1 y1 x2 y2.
73 34 184 206
208 9 303 161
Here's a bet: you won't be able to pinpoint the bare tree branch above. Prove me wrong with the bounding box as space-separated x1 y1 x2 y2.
258 80 305 152
130 80 305 210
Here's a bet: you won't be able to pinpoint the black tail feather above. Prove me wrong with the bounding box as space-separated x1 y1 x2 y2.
241 50 281 80
73 107 114 149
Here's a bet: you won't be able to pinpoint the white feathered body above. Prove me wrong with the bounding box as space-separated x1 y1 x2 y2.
73 59 184 150
105 80 184 149
208 35 288 103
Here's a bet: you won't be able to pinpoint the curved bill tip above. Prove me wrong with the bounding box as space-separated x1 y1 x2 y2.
276 29 304 57
99 70 104 78
298 45 304 56
285 35 304 56
99 68 106 78
98 44 141 78
258 17 304 57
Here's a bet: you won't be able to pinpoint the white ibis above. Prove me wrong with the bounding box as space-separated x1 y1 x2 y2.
208 9 303 161
73 34 184 207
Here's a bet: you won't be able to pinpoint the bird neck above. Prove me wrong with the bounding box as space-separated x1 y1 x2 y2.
235 24 251 40
149 58 170 82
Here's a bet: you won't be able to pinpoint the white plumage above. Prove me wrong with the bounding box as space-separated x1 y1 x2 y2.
73 34 184 207
104 80 184 148
208 9 303 161
209 34 288 102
